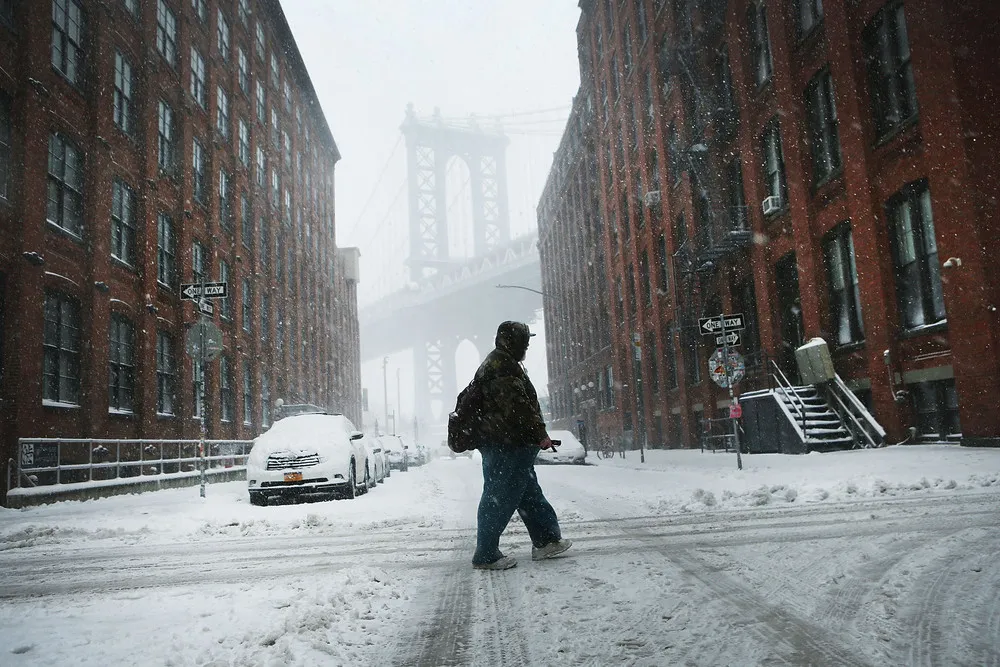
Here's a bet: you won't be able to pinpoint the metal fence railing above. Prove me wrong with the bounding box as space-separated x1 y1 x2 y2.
9 439 255 492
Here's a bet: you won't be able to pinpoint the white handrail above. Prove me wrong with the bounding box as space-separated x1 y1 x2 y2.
833 374 886 441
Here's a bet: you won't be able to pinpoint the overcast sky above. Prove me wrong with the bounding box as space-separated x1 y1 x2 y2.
282 1 582 429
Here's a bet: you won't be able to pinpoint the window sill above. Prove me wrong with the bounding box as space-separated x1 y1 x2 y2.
46 221 84 244
812 167 843 194
111 256 136 272
899 319 948 340
43 400 80 409
108 408 135 417
832 340 865 354
156 412 176 419
874 114 920 149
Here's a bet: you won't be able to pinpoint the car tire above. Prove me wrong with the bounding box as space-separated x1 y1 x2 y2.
249 492 267 506
365 466 375 490
344 463 357 500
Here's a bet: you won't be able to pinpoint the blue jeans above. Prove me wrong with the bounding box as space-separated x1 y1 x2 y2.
472 445 562 565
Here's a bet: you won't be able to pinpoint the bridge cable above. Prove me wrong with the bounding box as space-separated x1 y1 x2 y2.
343 135 403 244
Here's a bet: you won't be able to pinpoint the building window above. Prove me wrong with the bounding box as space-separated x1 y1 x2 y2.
240 194 252 249
805 68 842 184
684 332 701 385
255 80 265 122
888 180 945 330
242 278 252 332
192 138 206 204
157 213 176 287
219 260 232 320
216 86 229 138
255 20 265 60
0 95 9 200
823 223 864 345
242 360 252 425
798 0 823 37
863 3 917 140
220 355 234 422
111 179 136 266
270 52 279 88
113 52 135 136
108 314 135 413
657 233 669 296
52 0 85 86
238 0 250 27
217 9 230 60
260 291 269 340
46 134 84 237
157 100 175 173
667 122 680 186
190 47 206 108
271 168 280 207
219 169 232 231
123 0 138 17
192 240 207 283
156 331 176 415
622 24 633 74
43 291 81 406
663 322 678 389
256 146 266 187
911 379 960 441
238 119 250 167
270 108 279 146
283 80 292 112
156 0 177 66
191 0 206 22
760 119 787 207
748 2 773 88
261 373 270 426
640 250 651 307
648 333 659 394
238 48 249 95
283 131 291 168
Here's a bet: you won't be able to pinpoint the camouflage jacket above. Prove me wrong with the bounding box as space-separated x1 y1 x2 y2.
472 347 547 449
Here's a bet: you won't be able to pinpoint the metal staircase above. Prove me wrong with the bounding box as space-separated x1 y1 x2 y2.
740 358 885 454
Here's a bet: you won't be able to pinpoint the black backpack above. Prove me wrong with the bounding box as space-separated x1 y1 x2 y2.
447 376 485 453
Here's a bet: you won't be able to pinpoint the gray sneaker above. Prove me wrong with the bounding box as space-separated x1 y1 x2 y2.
532 539 573 561
473 555 518 570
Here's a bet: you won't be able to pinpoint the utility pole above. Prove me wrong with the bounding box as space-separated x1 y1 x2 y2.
396 367 401 433
382 356 389 437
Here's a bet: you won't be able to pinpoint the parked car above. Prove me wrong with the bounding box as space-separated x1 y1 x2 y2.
411 443 429 466
536 429 587 465
382 435 410 471
364 439 388 485
246 413 371 505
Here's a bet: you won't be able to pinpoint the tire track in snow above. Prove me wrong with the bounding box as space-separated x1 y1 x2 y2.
395 563 477 667
470 570 532 667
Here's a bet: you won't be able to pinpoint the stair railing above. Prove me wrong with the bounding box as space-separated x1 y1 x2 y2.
828 374 886 448
769 359 808 436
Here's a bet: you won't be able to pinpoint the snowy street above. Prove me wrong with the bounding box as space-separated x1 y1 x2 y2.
2 446 999 666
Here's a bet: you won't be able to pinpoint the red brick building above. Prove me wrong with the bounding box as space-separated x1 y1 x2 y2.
0 0 362 493
544 0 1000 448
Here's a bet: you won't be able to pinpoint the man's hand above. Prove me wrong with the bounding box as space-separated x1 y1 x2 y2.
539 436 555 450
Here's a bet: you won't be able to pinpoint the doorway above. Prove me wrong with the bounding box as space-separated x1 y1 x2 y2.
775 253 804 378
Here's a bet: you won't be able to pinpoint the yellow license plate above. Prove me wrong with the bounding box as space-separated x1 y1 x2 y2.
283 472 303 482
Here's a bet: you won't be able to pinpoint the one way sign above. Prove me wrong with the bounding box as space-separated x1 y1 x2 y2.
180 282 228 300
715 331 742 347
699 313 745 335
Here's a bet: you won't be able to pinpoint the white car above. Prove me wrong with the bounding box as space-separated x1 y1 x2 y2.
364 439 388 485
381 435 410 471
537 430 587 465
246 414 371 505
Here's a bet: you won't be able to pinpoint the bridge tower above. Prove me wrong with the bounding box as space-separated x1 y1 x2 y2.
400 105 513 424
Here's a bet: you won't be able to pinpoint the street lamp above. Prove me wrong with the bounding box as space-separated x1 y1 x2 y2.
495 284 543 296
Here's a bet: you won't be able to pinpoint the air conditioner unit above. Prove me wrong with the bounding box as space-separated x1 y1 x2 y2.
643 190 662 207
761 195 782 216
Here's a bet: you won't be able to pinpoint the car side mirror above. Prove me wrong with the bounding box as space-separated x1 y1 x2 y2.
350 431 364 440
403 445 409 449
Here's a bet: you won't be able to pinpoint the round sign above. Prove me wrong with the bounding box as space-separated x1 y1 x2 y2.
709 348 745 389
185 320 224 362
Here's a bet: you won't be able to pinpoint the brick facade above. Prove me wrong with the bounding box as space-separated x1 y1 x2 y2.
0 0 362 495
544 0 1000 449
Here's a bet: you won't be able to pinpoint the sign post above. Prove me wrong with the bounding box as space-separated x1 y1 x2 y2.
181 277 228 498
700 313 746 471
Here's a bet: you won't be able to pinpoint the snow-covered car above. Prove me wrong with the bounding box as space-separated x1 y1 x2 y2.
246 414 371 505
381 435 410 471
364 439 387 485
536 430 587 465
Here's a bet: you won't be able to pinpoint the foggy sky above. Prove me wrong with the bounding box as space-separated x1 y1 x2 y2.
282 1 582 424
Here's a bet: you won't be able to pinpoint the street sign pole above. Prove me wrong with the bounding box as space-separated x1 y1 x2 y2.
719 314 743 471
198 270 207 498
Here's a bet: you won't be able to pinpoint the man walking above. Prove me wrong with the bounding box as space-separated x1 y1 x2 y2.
470 321 572 570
